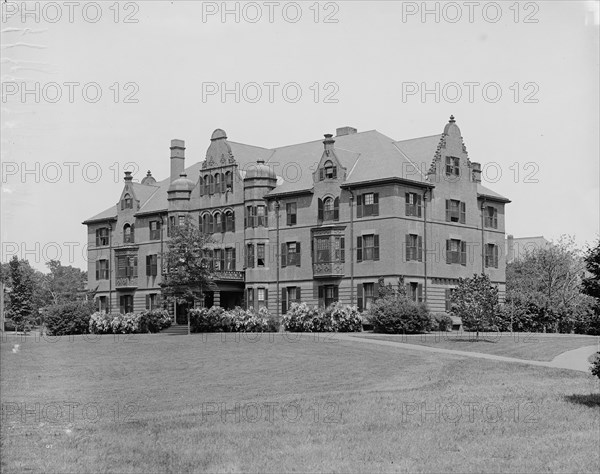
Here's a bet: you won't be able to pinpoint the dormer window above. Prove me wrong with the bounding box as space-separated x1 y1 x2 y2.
445 156 460 177
318 197 340 221
123 224 134 244
122 193 133 210
320 160 337 180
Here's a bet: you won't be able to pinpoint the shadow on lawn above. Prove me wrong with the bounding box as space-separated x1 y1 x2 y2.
441 338 500 344
564 393 600 408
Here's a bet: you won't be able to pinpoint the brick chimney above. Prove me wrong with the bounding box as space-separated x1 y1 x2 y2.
170 139 185 182
336 126 357 137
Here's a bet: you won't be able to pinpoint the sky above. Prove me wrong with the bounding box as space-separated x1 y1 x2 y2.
1 0 599 272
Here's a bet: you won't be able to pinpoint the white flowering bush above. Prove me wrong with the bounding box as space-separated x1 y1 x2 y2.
139 309 172 332
283 302 363 332
89 311 167 334
228 307 269 332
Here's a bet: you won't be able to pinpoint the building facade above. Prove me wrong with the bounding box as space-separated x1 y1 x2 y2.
83 116 510 321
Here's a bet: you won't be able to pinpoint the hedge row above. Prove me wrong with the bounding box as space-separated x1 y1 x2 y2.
188 306 279 332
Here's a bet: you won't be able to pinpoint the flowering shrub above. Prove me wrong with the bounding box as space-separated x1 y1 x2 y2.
282 302 362 332
139 309 172 333
89 310 169 334
367 295 432 334
189 306 275 332
189 306 227 332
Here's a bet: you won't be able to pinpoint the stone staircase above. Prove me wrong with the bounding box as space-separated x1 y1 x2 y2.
160 324 190 336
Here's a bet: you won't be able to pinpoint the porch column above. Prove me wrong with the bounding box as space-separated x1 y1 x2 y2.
213 291 221 307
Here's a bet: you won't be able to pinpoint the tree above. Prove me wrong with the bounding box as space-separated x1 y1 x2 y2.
44 260 87 305
6 256 35 331
582 239 600 302
506 236 591 333
160 215 214 333
451 273 499 339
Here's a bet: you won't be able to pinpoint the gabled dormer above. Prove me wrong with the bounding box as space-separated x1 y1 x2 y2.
118 171 139 211
313 134 347 183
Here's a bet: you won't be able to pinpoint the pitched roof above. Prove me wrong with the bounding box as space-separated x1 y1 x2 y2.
477 183 510 202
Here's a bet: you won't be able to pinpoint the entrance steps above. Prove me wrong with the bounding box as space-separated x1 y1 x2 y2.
159 324 190 335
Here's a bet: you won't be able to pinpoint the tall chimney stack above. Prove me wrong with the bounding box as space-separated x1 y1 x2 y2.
471 162 482 182
170 139 185 182
323 134 335 153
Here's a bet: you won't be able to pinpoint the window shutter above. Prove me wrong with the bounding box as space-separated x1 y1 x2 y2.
296 287 301 302
145 295 150 310
373 281 379 300
373 234 380 261
318 286 324 307
446 240 451 264
220 251 225 272
340 237 345 262
445 289 451 311
286 205 291 226
282 288 287 314
319 168 324 181
417 194 422 217
460 202 466 224
406 283 411 299
460 241 467 266
281 243 287 267
357 284 363 312
231 212 235 232
252 206 257 228
264 288 268 308
405 234 411 261
405 193 410 216
244 207 248 228
445 200 451 221
333 286 339 301
332 166 337 179
357 236 363 262
318 198 323 220
146 255 150 276
95 261 99 280
231 249 236 270
296 242 301 267
333 197 339 221
357 195 363 218
373 193 379 216
494 245 499 268
418 236 423 262
417 284 423 303
119 297 125 314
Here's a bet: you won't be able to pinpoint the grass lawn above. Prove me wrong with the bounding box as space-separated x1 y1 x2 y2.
1 331 599 473
353 332 600 362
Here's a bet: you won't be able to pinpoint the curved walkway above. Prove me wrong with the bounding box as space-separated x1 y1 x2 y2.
332 334 598 373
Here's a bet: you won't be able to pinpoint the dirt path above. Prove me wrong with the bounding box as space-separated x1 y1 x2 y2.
332 334 598 373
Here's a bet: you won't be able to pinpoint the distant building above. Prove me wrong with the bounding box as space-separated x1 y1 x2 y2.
506 235 550 263
83 116 510 322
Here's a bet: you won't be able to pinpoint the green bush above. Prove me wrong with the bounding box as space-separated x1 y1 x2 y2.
189 307 227 332
138 309 172 333
44 301 96 336
326 302 362 332
189 306 276 332
590 352 600 379
431 313 453 332
368 295 432 334
282 302 362 332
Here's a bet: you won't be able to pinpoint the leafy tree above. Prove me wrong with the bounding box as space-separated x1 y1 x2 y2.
44 260 87 305
582 239 600 302
160 215 214 331
451 273 499 338
591 353 600 379
6 256 35 331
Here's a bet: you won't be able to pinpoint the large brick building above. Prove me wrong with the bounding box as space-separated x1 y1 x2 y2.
83 116 509 322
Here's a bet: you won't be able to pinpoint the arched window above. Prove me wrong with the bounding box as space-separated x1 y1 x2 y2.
202 214 213 234
225 210 235 232
198 176 205 196
318 196 340 221
323 197 334 220
220 172 226 193
214 212 222 234
214 173 221 194
123 224 134 243
323 160 337 180
208 175 215 195
122 193 133 210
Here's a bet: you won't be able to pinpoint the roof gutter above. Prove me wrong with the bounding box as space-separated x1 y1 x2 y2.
340 177 434 190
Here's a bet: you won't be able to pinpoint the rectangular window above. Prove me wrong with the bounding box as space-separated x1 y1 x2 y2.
445 156 460 176
315 236 345 263
225 248 236 271
446 199 466 224
117 256 138 278
364 283 375 310
98 296 108 313
281 286 301 314
119 295 134 314
257 243 265 267
146 293 158 310
484 206 498 229
356 234 379 262
405 192 422 217
356 193 379 218
318 285 339 308
257 205 267 227
445 288 455 312
281 242 301 267
226 212 235 232
446 239 467 265
246 244 254 268
246 206 256 228
146 254 158 277
96 228 109 247
257 287 268 308
405 234 423 262
286 202 297 226
408 282 423 303
213 249 223 271
485 243 499 268
247 288 254 310
149 220 161 240
168 216 176 236
95 259 109 280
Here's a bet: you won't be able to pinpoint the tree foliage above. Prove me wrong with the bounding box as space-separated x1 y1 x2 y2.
44 260 87 305
582 239 600 302
6 256 36 330
160 215 214 306
451 273 499 338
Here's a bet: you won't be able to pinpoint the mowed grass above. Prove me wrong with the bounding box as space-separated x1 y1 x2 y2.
1 331 599 473
354 332 600 361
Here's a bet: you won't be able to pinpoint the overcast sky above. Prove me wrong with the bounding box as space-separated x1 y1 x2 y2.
1 0 599 272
